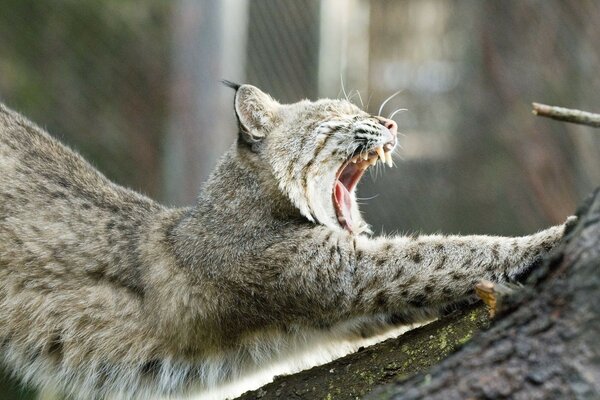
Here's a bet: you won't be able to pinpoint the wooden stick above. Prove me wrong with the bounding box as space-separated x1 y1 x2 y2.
532 102 600 128
475 280 498 318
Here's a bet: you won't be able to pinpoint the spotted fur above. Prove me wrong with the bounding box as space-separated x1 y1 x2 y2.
0 85 569 399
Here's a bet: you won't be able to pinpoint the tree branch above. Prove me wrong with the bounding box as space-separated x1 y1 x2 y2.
532 102 600 128
237 305 490 399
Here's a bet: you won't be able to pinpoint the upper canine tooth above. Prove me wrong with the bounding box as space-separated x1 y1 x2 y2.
369 157 377 166
376 147 385 162
362 153 369 161
385 151 393 167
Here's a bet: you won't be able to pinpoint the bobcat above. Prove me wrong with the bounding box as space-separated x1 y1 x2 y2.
0 83 569 399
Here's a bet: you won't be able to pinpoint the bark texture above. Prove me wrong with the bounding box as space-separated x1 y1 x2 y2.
239 189 600 400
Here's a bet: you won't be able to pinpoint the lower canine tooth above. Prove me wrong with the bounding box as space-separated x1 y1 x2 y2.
369 157 377 166
385 151 393 167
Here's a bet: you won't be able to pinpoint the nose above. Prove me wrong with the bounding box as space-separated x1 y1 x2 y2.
376 116 397 149
377 117 397 136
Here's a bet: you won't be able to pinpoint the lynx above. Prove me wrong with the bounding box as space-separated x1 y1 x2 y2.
0 83 569 399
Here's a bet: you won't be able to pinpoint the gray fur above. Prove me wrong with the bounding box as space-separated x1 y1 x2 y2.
0 86 569 399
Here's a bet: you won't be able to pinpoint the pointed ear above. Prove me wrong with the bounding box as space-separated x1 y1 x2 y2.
230 84 280 143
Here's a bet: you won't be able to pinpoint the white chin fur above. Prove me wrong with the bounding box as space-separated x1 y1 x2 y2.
307 173 345 232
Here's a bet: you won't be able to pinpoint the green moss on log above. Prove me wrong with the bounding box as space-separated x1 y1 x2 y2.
238 305 489 400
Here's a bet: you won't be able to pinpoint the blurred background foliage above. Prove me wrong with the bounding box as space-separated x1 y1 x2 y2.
0 0 170 196
0 0 599 397
1 0 598 234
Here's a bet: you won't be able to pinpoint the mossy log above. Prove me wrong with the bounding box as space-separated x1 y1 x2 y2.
237 305 489 400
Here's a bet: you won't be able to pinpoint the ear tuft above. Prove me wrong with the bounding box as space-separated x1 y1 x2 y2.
232 84 279 144
221 80 241 91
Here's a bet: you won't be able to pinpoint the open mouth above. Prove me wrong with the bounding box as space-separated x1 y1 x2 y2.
333 143 394 232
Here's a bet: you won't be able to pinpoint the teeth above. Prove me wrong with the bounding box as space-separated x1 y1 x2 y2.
376 147 385 163
385 151 393 167
348 148 393 170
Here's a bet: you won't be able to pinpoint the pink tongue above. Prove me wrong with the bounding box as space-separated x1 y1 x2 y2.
335 180 353 231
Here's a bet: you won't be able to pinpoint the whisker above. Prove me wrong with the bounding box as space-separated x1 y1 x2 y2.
360 148 368 160
356 192 380 201
340 74 349 102
368 163 381 181
355 90 364 109
365 92 374 111
377 90 403 117
345 142 358 157
392 146 406 162
389 108 408 120
348 90 358 104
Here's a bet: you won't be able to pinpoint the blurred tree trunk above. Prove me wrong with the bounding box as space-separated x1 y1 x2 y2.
237 189 600 400
164 0 248 205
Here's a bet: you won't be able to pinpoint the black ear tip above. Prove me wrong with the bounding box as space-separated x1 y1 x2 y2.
221 80 241 90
